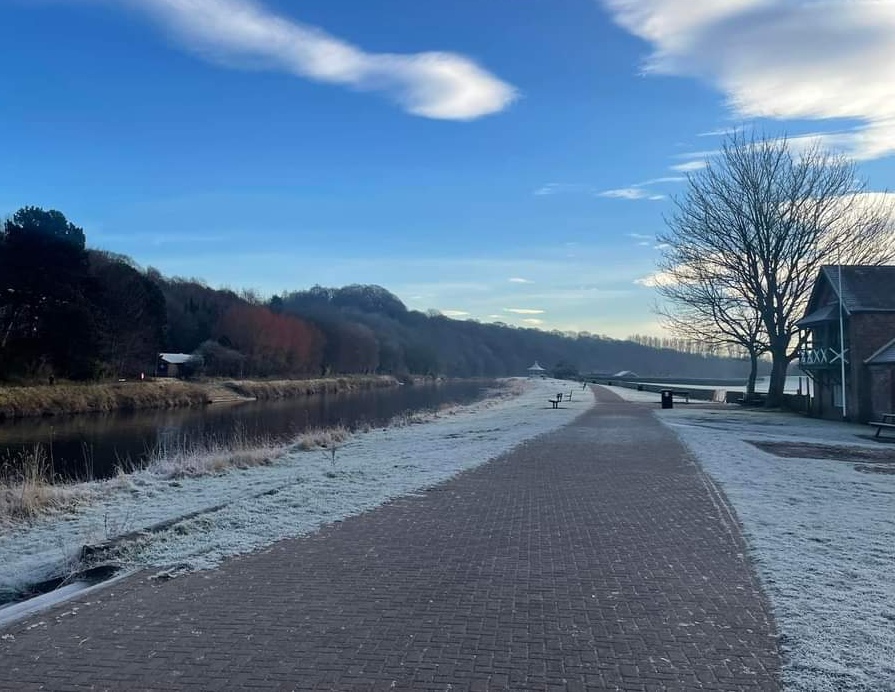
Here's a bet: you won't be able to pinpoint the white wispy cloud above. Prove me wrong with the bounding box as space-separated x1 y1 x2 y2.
509 277 533 284
441 309 470 318
601 0 895 160
599 187 665 201
641 176 687 185
599 187 646 200
533 183 594 196
522 318 544 326
669 160 707 173
117 0 516 120
598 175 685 202
539 177 683 201
698 126 743 138
634 270 677 288
505 308 545 315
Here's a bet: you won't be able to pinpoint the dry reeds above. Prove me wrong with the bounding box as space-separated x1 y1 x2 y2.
146 428 287 479
294 425 350 451
0 380 209 420
224 375 396 401
0 445 86 525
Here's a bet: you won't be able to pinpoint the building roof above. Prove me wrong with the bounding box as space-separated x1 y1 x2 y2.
819 265 895 313
159 353 194 365
527 361 546 371
795 303 839 328
865 337 895 365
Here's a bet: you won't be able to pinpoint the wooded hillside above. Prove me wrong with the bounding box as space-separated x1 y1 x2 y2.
0 207 757 382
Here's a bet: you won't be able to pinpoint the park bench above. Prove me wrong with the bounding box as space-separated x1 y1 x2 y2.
548 392 563 408
868 412 895 439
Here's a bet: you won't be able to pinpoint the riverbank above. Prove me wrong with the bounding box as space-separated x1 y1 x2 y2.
0 375 398 420
0 378 590 608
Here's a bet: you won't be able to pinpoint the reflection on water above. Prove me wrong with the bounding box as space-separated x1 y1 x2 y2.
0 380 496 481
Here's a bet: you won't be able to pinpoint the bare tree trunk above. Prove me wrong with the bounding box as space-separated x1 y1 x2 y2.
746 350 758 399
765 345 789 407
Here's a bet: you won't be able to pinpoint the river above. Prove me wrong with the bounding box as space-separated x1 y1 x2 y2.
0 380 497 481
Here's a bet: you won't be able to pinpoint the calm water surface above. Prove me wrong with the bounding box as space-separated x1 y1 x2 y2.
0 380 497 481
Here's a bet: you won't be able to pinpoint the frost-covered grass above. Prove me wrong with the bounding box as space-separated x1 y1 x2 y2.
0 378 591 604
604 387 895 692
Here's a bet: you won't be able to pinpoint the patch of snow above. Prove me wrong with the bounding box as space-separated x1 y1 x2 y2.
0 379 592 603
657 404 895 691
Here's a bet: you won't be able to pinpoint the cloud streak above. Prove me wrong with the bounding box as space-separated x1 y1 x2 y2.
669 160 707 173
505 308 545 315
122 0 516 120
601 0 895 160
599 187 664 201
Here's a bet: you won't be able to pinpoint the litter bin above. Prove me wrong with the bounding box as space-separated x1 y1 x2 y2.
661 389 673 409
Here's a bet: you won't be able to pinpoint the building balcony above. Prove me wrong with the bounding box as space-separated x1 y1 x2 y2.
799 345 848 369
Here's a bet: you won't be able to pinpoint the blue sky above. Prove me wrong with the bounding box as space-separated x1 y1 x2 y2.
3 0 894 338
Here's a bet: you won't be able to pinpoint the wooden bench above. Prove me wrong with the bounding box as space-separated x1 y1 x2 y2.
869 412 895 438
548 392 563 408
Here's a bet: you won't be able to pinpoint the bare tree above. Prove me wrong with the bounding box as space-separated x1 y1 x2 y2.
654 260 768 398
658 131 895 407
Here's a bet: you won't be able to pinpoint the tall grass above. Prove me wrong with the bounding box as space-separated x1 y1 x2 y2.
0 380 209 419
0 445 87 525
145 427 288 479
224 375 397 400
294 425 351 451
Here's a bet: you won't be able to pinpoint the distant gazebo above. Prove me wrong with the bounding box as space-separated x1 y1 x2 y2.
527 361 547 378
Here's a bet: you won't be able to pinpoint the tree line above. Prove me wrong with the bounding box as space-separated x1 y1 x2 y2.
0 206 757 383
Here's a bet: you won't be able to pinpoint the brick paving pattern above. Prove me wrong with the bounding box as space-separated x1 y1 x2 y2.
0 387 781 690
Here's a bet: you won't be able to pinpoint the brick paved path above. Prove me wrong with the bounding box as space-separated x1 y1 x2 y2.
0 387 780 690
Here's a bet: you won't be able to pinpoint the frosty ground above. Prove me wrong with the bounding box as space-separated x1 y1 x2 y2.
2 381 893 691
0 378 591 609
608 385 895 692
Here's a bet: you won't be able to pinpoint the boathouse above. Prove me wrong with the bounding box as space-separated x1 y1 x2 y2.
797 265 895 422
